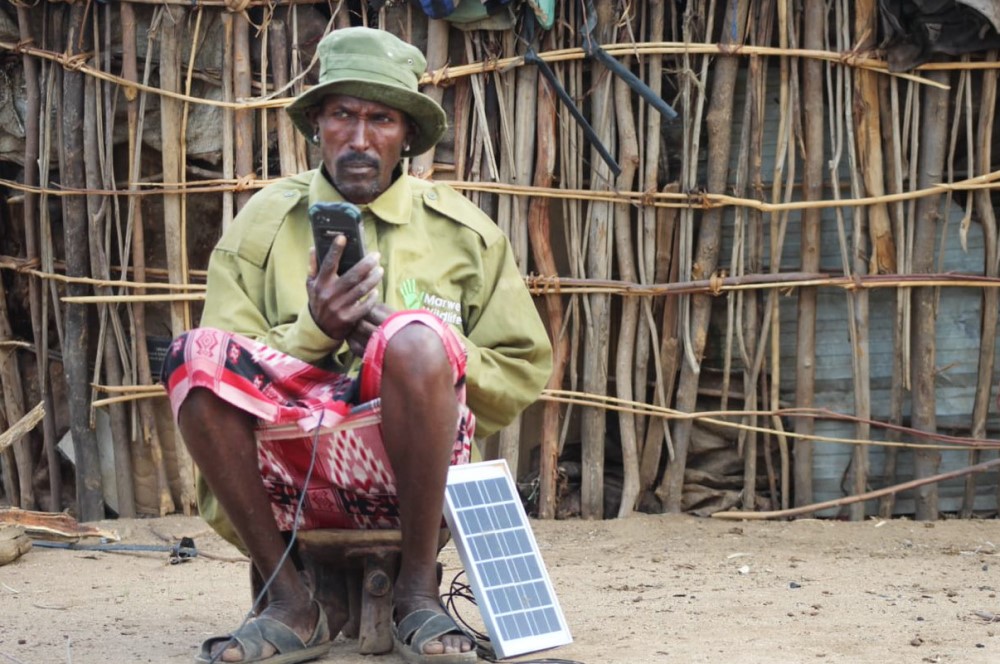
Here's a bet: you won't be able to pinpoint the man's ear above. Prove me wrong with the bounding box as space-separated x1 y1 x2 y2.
406 120 419 151
305 108 320 143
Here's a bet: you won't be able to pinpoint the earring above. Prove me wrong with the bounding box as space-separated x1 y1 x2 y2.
403 143 410 151
312 132 319 144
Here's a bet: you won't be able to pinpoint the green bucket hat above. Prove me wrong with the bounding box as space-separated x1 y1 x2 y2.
286 27 447 158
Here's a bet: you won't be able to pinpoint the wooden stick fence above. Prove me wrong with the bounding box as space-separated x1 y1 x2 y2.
0 1 998 522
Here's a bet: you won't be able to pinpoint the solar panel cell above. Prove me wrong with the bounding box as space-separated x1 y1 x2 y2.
487 587 508 614
524 554 541 579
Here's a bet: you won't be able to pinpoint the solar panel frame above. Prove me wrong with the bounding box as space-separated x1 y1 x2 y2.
443 459 572 659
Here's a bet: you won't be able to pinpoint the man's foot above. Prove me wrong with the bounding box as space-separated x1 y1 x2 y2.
197 600 329 663
393 593 477 661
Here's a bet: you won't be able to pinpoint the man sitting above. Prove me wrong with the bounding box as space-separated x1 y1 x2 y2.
161 26 552 664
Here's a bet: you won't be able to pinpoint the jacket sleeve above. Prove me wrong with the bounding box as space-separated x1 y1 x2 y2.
460 234 553 438
200 248 342 364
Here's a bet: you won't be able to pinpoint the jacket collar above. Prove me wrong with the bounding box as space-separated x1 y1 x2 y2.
309 166 411 226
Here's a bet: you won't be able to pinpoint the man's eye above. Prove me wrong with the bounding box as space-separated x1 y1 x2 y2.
332 110 350 119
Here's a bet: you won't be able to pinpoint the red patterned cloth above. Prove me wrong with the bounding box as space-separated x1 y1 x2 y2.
162 311 475 531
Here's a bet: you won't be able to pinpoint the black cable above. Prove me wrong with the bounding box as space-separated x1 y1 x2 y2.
31 538 197 564
524 48 622 179
518 9 622 179
442 569 490 642
208 410 324 664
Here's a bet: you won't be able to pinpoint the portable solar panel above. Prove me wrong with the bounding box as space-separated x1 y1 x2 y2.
443 460 572 659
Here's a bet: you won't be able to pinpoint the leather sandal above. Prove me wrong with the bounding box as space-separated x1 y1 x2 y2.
392 607 478 663
194 600 331 664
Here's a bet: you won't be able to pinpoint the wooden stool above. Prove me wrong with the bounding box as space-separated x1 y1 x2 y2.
295 529 449 655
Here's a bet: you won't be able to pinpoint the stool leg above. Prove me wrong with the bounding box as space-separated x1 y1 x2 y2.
342 570 362 640
358 551 399 654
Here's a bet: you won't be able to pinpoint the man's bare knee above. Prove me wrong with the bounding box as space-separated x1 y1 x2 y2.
382 323 451 385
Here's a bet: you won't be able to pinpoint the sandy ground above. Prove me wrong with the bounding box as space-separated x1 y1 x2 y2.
0 513 998 664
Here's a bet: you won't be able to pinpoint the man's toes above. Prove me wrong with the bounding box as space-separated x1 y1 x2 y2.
220 644 243 662
422 639 446 655
433 633 473 654
216 639 277 662
418 635 471 655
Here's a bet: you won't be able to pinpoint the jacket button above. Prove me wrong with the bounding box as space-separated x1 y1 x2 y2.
426 192 437 201
283 191 295 198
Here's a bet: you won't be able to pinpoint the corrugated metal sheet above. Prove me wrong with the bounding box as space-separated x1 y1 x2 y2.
706 66 999 515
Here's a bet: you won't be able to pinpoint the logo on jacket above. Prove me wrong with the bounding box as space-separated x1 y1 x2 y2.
399 278 462 327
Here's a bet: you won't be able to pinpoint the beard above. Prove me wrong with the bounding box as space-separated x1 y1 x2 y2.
332 152 385 203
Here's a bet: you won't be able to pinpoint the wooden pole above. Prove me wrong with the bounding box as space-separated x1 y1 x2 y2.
760 3 783 512
0 400 12 506
0 276 34 509
159 5 197 515
737 0 774 512
764 0 788 514
221 11 235 229
794 0 825 508
233 9 254 211
61 3 103 521
640 186 680 497
657 0 703 514
410 18 448 179
510 48 536 273
611 29 641 516
633 0 666 457
0 403 44 456
527 35 564 519
100 2 138 517
877 74 908 518
659 0 750 512
179 6 202 335
714 455 1000 521
558 0 586 483
644 0 690 502
495 31 522 471
289 6 310 173
334 3 350 29
498 30 542 471
845 0 885 521
257 9 270 183
159 5 187 338
39 11 64 510
122 3 175 516
83 37 136 517
581 0 617 519
910 69 950 521
269 18 298 177
173 6 203 514
453 67 470 183
962 54 998 516
15 6 57 510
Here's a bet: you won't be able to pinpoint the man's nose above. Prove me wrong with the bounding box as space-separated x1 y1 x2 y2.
348 120 370 150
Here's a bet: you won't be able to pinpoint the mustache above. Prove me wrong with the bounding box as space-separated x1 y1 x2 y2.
336 152 380 170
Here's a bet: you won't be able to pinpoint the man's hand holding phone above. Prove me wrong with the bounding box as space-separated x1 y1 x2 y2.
306 202 383 344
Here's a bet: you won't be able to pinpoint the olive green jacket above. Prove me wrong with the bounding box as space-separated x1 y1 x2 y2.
200 168 553 437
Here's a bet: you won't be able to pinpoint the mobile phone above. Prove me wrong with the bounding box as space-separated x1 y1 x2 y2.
309 201 366 275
